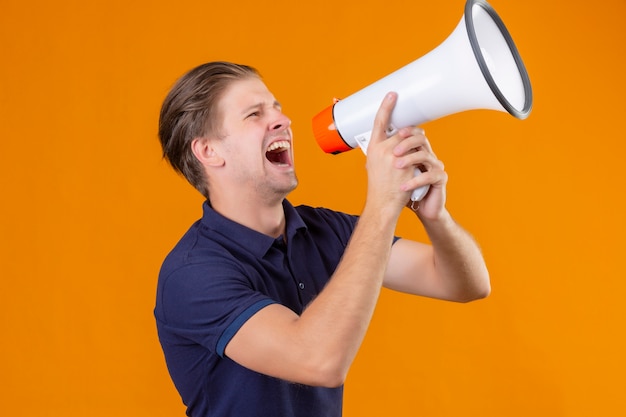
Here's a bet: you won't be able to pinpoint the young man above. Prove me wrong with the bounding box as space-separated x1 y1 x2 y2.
154 61 490 417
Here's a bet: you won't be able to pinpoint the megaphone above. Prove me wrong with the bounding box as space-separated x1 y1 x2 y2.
312 0 532 202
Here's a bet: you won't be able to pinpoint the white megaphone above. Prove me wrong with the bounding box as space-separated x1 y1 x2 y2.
312 0 533 202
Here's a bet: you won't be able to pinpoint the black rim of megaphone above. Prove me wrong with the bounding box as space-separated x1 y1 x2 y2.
465 0 533 119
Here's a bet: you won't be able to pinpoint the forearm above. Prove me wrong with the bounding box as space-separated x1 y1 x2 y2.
420 209 491 302
296 204 398 383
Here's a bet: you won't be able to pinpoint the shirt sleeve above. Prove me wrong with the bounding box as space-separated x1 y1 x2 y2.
156 257 277 358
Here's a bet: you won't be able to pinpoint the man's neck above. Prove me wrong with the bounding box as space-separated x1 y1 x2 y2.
210 194 287 239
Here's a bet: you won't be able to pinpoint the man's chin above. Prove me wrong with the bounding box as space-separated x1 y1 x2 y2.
282 178 298 195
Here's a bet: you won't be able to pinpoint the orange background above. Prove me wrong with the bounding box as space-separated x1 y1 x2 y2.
1 0 625 416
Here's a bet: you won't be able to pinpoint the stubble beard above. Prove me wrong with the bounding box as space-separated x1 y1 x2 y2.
258 172 298 205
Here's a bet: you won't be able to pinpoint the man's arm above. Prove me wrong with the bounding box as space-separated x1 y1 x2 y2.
384 214 491 302
382 127 490 302
225 202 395 387
224 93 411 387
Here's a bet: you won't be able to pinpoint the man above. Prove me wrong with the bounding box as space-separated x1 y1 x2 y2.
154 61 490 417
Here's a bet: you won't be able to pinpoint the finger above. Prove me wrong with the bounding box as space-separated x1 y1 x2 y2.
419 133 435 156
393 128 426 155
396 147 445 174
402 164 448 191
370 92 397 145
394 129 438 161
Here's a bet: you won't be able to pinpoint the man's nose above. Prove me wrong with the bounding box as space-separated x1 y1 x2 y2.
270 112 291 131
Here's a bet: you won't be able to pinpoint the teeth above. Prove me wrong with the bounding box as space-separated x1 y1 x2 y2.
267 140 290 152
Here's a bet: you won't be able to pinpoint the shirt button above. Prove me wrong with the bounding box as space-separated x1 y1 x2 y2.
298 282 305 290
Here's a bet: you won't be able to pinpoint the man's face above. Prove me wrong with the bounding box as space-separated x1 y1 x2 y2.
215 77 297 201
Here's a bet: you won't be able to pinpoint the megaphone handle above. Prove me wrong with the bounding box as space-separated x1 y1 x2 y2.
355 131 431 203
411 169 430 202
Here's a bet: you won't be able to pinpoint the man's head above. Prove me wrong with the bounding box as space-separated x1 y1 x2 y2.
158 62 260 198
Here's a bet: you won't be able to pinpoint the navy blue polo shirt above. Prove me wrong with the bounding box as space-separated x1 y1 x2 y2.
154 199 360 417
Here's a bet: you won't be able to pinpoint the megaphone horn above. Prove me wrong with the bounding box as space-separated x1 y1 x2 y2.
312 0 533 202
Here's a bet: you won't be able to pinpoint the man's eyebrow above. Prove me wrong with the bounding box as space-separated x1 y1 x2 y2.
241 100 282 115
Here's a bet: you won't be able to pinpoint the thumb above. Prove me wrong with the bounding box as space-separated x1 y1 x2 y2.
370 92 398 145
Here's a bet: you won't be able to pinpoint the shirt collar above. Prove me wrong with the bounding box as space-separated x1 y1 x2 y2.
200 199 307 257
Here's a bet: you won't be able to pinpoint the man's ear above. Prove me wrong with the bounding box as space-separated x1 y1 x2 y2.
191 137 224 167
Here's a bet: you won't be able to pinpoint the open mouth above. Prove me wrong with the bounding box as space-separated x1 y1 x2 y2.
266 140 291 166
